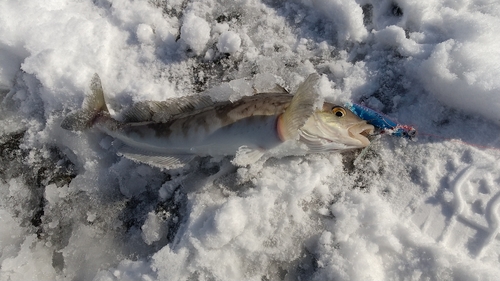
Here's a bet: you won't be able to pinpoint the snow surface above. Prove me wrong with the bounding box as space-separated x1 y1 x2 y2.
1 0 500 280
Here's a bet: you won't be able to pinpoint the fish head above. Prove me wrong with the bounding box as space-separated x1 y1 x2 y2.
299 102 375 151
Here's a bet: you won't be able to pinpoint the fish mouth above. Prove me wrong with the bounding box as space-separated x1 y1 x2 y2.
348 122 375 146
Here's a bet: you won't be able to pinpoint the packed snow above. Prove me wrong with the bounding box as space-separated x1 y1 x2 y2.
1 0 500 280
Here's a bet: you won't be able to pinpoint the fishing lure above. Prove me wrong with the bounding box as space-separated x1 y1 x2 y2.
344 102 417 139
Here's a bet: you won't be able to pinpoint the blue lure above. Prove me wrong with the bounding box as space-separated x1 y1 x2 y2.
344 102 417 139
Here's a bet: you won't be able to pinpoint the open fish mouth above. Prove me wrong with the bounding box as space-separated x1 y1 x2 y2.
348 122 375 146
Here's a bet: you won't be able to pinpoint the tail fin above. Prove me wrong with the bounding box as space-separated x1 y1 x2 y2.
277 73 320 141
61 73 109 131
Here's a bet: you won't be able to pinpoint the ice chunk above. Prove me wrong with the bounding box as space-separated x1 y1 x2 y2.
142 212 167 245
0 235 57 280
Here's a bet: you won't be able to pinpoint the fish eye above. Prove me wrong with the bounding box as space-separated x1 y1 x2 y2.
332 107 346 117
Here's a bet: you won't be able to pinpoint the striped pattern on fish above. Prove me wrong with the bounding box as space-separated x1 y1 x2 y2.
61 73 374 169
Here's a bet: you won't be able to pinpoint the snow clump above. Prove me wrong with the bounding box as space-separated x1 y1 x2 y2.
180 13 211 55
217 31 242 54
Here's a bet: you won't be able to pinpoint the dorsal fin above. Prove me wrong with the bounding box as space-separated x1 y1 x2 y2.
253 84 290 95
268 84 290 94
121 95 214 123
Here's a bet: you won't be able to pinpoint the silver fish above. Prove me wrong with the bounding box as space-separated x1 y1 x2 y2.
61 73 374 168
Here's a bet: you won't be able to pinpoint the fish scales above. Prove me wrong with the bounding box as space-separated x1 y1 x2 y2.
98 94 291 156
135 93 292 141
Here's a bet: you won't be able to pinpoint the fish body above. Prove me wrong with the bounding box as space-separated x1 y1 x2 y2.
62 74 374 168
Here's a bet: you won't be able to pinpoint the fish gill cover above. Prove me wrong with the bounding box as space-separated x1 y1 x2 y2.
1 0 500 280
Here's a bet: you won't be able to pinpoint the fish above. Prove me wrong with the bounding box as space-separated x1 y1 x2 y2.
61 73 374 169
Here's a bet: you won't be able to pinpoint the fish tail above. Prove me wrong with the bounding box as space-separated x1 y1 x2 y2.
277 73 320 141
61 73 109 131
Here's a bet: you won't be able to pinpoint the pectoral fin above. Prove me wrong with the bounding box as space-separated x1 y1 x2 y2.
277 73 320 141
117 146 195 169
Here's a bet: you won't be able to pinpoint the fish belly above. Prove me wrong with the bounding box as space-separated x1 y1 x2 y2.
98 115 282 157
190 115 282 155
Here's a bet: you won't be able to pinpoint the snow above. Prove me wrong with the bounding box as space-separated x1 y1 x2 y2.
1 0 500 280
217 31 242 54
180 12 211 55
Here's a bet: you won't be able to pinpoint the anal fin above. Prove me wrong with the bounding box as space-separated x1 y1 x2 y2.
117 146 195 169
231 146 265 166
